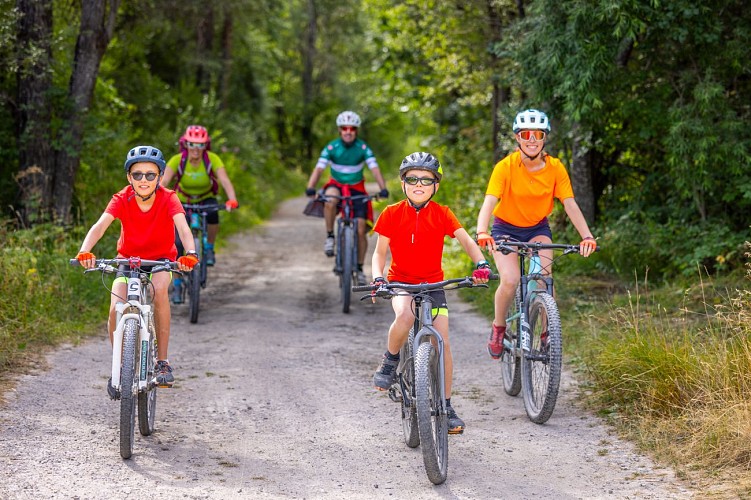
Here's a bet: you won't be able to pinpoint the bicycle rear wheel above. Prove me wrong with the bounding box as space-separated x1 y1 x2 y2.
189 235 201 323
415 342 448 485
340 226 353 313
120 318 138 459
521 292 563 424
137 316 157 436
501 287 522 396
400 328 419 448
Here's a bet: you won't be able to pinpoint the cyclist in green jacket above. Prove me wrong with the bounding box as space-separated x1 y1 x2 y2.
305 111 389 285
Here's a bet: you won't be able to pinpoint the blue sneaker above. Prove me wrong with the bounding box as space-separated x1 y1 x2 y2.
205 245 215 266
155 360 174 387
171 278 183 304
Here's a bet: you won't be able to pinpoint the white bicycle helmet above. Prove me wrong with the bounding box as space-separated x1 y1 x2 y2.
512 109 551 133
336 111 362 128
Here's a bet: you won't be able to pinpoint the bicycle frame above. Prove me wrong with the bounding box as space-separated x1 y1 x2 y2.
111 275 154 395
411 295 447 416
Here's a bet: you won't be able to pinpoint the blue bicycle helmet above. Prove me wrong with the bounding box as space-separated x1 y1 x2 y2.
399 152 443 181
123 145 167 174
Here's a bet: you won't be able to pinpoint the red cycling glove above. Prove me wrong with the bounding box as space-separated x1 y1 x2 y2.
76 251 95 263
178 254 199 269
225 199 239 211
476 232 495 251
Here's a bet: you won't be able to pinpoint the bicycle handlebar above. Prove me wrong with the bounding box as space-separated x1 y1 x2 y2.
182 203 227 213
69 258 182 275
353 274 499 296
492 239 600 256
317 193 380 203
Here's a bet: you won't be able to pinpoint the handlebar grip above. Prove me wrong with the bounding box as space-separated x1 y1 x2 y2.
69 259 80 266
352 284 375 293
489 273 499 280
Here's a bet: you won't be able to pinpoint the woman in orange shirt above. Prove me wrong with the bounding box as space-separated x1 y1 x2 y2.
475 109 597 359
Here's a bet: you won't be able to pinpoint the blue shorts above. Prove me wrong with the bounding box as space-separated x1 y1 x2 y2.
491 217 552 243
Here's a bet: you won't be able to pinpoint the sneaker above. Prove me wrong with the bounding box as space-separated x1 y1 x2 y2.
373 355 399 391
324 236 335 257
447 404 465 434
356 270 367 286
487 323 506 359
171 279 183 304
155 360 175 388
107 377 120 400
205 246 215 266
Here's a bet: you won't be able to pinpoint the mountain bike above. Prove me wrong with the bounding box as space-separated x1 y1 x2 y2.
493 238 588 424
70 257 181 459
180 203 224 323
319 191 378 314
354 275 495 485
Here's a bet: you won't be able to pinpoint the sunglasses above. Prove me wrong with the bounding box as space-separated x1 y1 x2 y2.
339 126 357 133
186 141 207 149
130 171 159 181
517 130 546 141
404 176 437 186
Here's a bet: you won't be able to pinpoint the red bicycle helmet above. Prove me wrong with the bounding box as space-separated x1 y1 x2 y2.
184 125 209 144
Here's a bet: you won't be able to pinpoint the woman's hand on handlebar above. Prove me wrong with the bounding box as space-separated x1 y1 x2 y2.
76 251 96 269
476 232 495 251
579 236 597 257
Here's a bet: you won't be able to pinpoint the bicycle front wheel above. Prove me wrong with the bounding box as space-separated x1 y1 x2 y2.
189 235 201 323
138 317 158 436
340 226 353 313
120 318 138 459
521 292 563 424
415 342 448 485
501 287 522 396
400 328 419 448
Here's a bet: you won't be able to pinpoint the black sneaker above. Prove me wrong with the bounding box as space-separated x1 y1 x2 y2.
373 355 398 391
107 377 120 400
155 360 175 387
447 404 465 434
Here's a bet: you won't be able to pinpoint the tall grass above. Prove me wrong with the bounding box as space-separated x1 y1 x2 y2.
570 261 751 491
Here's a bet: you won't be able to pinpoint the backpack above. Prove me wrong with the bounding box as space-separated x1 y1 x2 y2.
174 135 219 198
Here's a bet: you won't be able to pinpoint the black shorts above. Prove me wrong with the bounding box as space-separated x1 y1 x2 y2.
491 217 552 243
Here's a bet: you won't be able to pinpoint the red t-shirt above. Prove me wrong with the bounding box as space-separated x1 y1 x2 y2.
105 186 185 260
373 199 462 284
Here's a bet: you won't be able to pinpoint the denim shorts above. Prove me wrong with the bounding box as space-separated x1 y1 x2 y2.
491 217 552 243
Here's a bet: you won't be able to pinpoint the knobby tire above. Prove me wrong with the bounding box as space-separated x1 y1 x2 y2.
189 235 201 323
521 292 563 424
120 318 138 459
415 342 448 485
501 287 522 396
400 328 419 448
340 226 353 313
137 315 157 436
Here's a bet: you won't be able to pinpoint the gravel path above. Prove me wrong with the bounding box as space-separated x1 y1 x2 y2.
0 196 695 499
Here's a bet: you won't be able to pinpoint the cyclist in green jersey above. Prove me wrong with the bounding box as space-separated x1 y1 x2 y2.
305 111 389 285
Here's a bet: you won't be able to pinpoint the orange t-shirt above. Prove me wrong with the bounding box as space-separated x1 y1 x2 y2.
485 151 574 227
373 199 462 284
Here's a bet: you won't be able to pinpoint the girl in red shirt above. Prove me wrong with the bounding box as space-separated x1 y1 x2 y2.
76 146 198 392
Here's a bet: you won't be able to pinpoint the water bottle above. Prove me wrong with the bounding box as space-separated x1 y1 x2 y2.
190 212 200 229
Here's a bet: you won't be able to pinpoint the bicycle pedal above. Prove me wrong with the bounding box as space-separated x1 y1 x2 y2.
388 386 402 403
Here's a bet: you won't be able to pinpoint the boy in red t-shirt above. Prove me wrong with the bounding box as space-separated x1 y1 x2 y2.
76 145 198 395
370 152 491 434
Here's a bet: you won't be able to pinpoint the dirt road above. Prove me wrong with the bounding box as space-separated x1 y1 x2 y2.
0 197 694 499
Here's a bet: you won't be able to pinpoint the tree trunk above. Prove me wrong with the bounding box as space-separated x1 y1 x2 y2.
570 122 596 224
301 0 317 162
15 0 54 226
196 5 214 93
52 0 119 224
219 8 233 111
486 0 506 162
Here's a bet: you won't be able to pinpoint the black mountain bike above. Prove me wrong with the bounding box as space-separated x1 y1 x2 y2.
180 203 224 323
354 275 494 484
71 257 181 459
494 238 590 424
320 192 377 313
